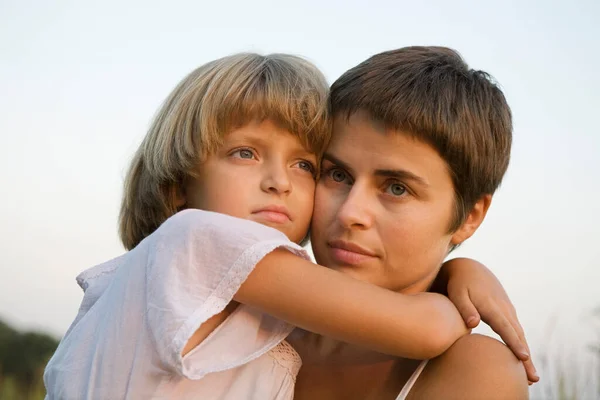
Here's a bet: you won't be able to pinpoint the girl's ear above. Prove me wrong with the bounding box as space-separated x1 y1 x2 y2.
450 194 492 246
173 180 187 209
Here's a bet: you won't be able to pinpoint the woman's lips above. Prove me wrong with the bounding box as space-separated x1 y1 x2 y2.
327 240 377 265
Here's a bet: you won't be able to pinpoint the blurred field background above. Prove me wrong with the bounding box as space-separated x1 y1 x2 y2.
1 1 598 399
0 313 598 399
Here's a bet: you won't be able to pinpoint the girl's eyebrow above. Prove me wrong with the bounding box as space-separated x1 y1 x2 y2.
225 132 268 146
228 132 316 159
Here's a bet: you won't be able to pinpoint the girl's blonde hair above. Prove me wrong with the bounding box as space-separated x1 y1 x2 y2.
119 53 331 250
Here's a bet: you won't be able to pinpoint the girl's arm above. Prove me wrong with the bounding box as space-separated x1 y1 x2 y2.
234 248 468 360
152 210 466 364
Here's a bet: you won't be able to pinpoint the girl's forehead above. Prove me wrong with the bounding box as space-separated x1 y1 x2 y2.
224 112 329 153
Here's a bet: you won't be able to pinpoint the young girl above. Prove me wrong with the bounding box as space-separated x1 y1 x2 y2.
44 53 529 399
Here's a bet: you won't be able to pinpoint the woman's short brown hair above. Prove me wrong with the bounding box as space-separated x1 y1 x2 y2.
330 46 512 231
119 53 331 250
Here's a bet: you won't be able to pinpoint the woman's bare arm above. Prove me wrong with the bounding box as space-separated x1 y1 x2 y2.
408 334 529 399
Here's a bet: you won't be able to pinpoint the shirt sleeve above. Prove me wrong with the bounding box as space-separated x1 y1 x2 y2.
145 209 310 378
58 256 123 339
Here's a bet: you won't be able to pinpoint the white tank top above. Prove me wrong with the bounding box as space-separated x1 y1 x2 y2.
395 360 428 400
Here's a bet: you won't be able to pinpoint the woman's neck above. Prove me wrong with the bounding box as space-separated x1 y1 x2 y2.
288 329 397 365
290 330 422 400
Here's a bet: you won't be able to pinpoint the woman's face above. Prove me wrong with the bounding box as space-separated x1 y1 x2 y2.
311 112 466 294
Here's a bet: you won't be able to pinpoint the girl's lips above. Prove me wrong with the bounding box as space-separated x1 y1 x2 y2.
252 205 292 224
252 210 290 224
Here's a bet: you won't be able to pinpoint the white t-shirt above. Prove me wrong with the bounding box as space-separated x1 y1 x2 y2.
44 209 309 400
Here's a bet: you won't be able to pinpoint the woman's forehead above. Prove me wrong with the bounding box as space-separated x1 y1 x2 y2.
326 113 455 194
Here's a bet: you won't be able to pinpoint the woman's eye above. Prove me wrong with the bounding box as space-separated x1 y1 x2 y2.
329 168 349 183
232 149 255 159
386 182 407 196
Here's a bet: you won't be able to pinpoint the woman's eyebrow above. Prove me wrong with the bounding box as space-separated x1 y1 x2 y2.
324 153 428 187
322 153 354 174
374 169 429 187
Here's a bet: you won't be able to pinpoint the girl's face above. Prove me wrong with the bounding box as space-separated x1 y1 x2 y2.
183 119 317 244
311 112 480 293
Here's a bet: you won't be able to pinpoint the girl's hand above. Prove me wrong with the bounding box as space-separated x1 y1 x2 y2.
438 257 539 384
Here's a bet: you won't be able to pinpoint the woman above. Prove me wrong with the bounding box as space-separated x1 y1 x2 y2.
292 47 534 399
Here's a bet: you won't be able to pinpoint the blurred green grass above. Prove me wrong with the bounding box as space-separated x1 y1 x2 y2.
0 320 58 400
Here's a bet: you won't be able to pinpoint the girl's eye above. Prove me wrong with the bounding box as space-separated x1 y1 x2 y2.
232 149 255 159
297 160 316 174
386 182 407 196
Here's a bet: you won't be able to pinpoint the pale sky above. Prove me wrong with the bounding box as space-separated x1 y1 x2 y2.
1 0 599 395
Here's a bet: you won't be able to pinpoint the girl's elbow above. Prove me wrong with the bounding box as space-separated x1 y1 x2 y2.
423 298 468 358
419 328 459 359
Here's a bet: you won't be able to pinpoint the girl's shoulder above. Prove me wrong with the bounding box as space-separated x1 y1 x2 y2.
76 255 126 291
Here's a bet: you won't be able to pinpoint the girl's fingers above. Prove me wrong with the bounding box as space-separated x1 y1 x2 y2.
449 288 481 329
507 313 539 383
483 303 530 361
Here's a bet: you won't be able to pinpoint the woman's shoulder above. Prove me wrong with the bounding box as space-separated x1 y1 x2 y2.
408 333 529 400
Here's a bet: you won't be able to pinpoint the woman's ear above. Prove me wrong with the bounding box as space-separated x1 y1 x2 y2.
450 194 492 246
